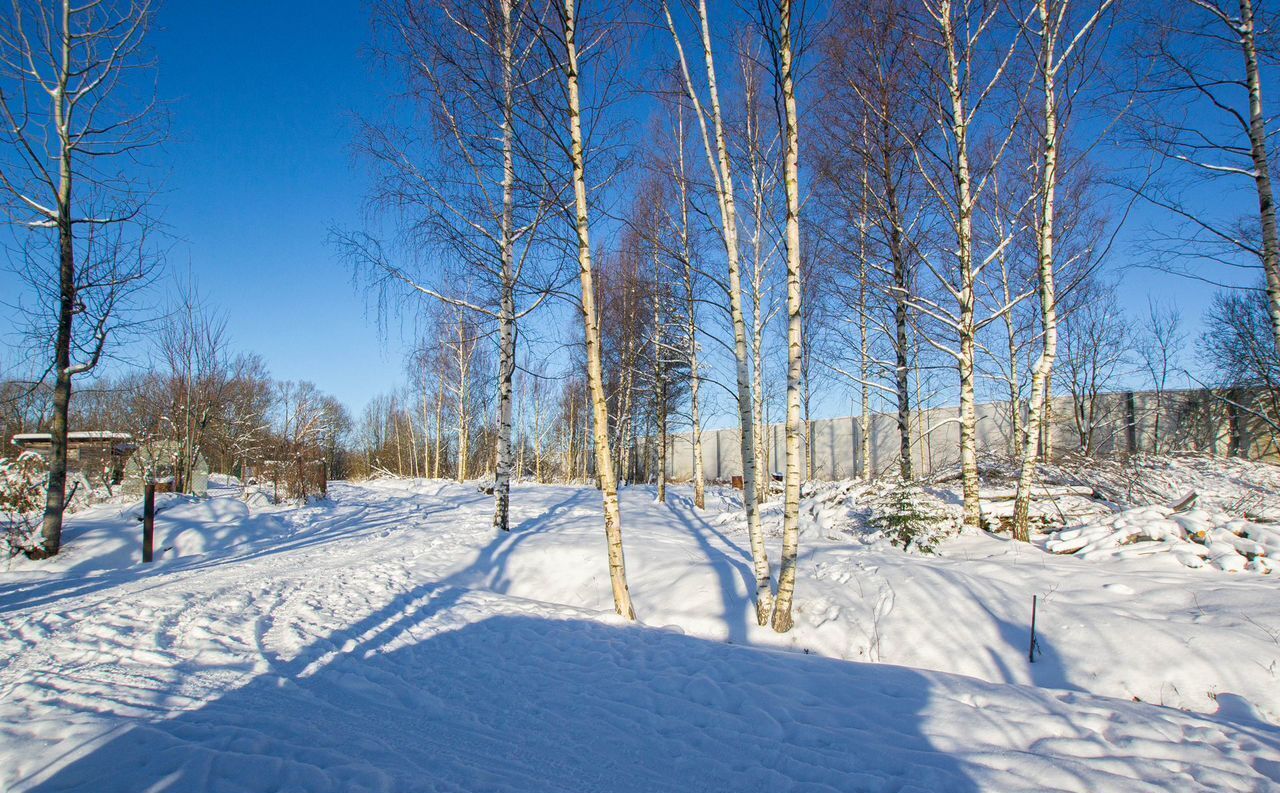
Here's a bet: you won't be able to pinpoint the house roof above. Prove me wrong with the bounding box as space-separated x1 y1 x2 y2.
11 431 133 446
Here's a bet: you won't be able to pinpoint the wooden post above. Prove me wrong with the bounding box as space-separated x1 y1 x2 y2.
142 481 155 564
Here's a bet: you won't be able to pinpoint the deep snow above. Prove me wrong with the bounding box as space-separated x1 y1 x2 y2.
1 477 1278 791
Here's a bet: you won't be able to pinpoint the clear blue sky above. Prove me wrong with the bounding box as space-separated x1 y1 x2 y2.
0 3 1258 424
152 2 409 412
147 2 1245 421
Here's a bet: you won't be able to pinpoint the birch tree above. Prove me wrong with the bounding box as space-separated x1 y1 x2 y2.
908 0 1023 529
1010 0 1116 541
534 0 636 618
1130 0 1280 359
767 0 805 634
667 99 707 507
661 0 774 626
0 0 161 557
340 0 558 531
815 0 925 481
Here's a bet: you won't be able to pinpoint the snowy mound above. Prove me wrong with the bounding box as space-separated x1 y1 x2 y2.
1047 505 1278 573
719 480 962 553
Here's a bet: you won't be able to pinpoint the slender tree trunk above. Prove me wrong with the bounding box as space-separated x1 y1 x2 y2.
1013 0 1061 543
880 118 914 480
493 1 517 531
653 251 667 504
456 330 471 483
752 288 769 502
561 0 635 619
676 108 706 509
772 0 804 634
406 400 419 477
1005 296 1022 457
941 1 982 530
421 369 432 477
859 291 872 480
38 220 74 558
36 5 76 558
664 0 772 623
1238 0 1280 357
433 374 444 479
394 399 405 475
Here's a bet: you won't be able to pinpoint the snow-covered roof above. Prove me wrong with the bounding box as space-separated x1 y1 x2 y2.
11 431 133 445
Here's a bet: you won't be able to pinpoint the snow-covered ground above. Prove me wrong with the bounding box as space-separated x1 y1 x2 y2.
2 475 1279 791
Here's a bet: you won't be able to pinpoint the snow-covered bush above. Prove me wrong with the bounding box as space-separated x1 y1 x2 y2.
1 452 46 557
865 479 959 554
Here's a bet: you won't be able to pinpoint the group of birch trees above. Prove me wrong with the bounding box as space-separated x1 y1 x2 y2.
342 0 1280 626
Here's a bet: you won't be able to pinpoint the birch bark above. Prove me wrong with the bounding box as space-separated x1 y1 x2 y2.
560 0 636 619
772 0 805 634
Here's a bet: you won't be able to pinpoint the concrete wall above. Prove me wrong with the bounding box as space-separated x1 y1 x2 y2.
665 388 1274 482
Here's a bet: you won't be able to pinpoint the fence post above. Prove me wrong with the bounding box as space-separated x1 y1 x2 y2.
1125 391 1138 455
1029 595 1040 663
142 480 155 563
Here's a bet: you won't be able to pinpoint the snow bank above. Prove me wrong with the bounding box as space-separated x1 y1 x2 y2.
1047 505 1277 573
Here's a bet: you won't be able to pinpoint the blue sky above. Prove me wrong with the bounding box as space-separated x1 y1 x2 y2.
150 2 410 410
0 2 1262 425
147 2 1243 420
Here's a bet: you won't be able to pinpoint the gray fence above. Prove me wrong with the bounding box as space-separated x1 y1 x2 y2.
666 388 1274 482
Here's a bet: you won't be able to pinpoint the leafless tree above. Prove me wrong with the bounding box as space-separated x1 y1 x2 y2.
339 0 558 532
813 0 925 481
0 0 162 557
1199 284 1280 442
907 0 1026 529
661 0 774 628
1127 0 1280 358
749 0 807 633
1056 277 1130 454
529 0 636 619
1136 297 1187 452
1010 0 1117 541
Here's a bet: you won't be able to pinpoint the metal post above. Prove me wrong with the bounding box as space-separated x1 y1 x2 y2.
1029 595 1039 663
142 481 155 563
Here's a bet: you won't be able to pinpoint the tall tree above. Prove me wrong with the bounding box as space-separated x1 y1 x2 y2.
761 0 806 634
539 0 636 619
1011 0 1116 541
909 0 1023 529
0 0 161 557
340 0 556 531
1131 0 1280 359
662 0 774 627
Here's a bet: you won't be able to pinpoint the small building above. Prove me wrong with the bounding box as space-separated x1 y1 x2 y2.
10 431 135 487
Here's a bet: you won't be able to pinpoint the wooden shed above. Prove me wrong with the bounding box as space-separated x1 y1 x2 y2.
9 431 135 486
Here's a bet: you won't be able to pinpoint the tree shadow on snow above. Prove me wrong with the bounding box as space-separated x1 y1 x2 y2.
0 484 473 617
658 489 757 645
15 601 989 793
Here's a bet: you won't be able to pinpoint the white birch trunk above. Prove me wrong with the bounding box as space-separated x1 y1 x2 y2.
1013 0 1061 542
1238 0 1280 357
561 0 635 619
772 0 804 634
663 0 773 623
940 1 982 529
492 0 518 531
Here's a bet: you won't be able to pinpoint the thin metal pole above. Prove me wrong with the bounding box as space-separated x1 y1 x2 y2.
1029 595 1039 663
142 481 155 563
